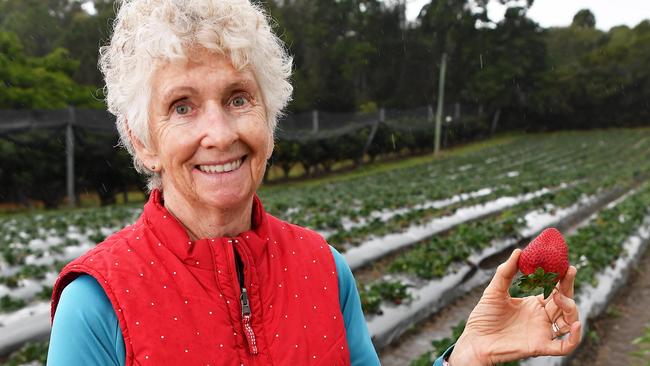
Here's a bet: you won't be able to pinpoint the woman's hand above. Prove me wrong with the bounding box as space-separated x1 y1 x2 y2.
448 249 582 365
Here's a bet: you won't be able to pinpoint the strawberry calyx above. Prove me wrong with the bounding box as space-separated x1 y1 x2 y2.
516 267 559 299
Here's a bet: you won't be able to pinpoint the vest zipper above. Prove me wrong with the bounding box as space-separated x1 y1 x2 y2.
234 247 258 355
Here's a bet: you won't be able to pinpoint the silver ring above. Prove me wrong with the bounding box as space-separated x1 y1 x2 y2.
552 322 561 338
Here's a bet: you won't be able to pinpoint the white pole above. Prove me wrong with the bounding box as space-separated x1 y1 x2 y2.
434 53 448 155
66 107 76 207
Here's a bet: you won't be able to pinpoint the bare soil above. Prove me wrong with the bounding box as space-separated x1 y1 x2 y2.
378 281 485 366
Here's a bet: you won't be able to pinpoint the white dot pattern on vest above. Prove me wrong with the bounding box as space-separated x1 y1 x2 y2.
53 191 351 365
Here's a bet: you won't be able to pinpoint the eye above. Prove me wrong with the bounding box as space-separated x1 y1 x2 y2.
231 95 248 108
175 104 192 115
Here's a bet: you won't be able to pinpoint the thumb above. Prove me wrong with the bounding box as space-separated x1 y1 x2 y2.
486 248 521 294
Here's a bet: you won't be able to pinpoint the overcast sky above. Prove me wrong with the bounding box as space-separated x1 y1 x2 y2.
406 0 650 30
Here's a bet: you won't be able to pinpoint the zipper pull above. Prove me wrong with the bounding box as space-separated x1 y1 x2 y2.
240 288 258 355
240 287 251 316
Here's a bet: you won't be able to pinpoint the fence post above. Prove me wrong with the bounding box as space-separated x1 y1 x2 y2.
312 109 319 133
66 107 76 207
361 108 382 163
434 53 447 155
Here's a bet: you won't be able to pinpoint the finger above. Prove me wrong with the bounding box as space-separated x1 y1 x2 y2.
558 266 577 298
543 267 577 316
553 291 579 326
542 321 582 356
537 287 560 307
487 249 521 294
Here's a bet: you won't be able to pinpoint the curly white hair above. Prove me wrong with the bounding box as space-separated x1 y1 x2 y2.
99 0 293 190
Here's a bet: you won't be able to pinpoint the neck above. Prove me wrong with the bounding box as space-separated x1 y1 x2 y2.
160 189 253 240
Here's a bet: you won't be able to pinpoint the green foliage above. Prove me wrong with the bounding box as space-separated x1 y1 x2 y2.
1 341 49 366
0 0 647 130
409 351 434 366
1 0 649 209
569 184 650 293
516 268 559 299
632 324 650 365
431 320 466 357
538 21 650 129
572 9 596 29
0 295 26 313
0 30 102 109
409 319 521 365
359 280 412 315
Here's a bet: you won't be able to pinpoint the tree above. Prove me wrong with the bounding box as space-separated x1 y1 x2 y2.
0 31 102 109
572 9 596 29
0 0 70 56
466 7 546 132
56 0 117 85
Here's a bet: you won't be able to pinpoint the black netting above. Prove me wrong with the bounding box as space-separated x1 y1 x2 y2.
385 106 430 121
0 109 70 134
0 106 485 206
75 109 118 133
1 106 480 140
277 111 314 132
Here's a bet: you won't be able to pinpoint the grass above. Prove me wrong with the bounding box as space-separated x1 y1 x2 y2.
632 324 650 365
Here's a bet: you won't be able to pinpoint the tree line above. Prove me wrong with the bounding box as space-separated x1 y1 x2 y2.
2 0 649 127
1 0 649 207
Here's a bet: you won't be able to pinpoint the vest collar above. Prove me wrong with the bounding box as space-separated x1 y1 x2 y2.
142 189 268 269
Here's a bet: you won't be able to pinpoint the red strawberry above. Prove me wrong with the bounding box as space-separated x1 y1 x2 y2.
516 228 569 298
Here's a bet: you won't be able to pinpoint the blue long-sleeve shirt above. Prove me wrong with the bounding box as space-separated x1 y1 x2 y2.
48 247 448 365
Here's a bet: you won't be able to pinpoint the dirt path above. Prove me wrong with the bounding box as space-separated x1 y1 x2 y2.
378 275 488 365
570 242 650 366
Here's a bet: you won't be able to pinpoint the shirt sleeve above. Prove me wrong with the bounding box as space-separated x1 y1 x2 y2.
433 345 455 365
330 246 381 366
47 275 126 366
49 251 380 366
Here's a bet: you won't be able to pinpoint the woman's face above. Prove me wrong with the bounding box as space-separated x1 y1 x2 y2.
140 49 273 211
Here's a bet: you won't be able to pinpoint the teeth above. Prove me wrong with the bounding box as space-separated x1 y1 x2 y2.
198 158 242 173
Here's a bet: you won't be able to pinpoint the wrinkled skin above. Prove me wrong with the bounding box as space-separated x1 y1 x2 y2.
449 249 581 365
130 49 273 239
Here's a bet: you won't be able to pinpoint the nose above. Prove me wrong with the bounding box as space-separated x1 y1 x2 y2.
199 102 238 150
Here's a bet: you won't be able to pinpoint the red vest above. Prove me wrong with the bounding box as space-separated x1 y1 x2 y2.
52 190 351 366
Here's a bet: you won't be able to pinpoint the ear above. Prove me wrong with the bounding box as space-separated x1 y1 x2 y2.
265 137 275 160
127 122 160 171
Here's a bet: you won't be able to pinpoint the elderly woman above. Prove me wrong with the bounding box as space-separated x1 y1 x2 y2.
47 0 581 365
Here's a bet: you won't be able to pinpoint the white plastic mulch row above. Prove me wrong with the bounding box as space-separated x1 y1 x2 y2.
366 190 613 350
337 187 494 232
316 187 496 239
522 216 650 366
345 185 567 271
0 186 530 356
0 302 50 355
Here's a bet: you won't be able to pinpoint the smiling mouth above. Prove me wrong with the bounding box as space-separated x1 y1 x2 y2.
196 156 246 174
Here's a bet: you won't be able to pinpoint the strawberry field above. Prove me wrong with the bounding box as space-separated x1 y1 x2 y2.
2 129 650 365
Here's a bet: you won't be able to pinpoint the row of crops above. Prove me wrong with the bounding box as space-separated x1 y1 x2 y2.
407 181 650 365
2 128 650 365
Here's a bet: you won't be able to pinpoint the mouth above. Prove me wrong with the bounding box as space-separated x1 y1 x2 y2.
196 156 246 174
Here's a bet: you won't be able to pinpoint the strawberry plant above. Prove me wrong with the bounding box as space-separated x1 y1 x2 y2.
0 295 26 313
410 320 520 366
359 280 412 315
1 341 49 366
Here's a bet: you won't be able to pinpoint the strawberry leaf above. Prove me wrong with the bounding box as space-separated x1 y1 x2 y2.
516 267 560 299
543 285 554 299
